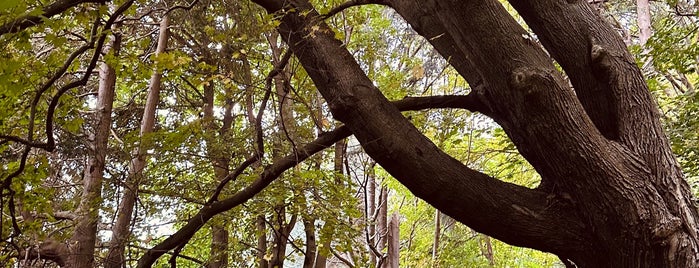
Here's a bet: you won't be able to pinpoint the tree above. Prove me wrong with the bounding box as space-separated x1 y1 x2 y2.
246 0 699 266
1 0 698 267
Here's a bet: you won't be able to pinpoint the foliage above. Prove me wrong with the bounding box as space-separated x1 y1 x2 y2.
0 0 697 267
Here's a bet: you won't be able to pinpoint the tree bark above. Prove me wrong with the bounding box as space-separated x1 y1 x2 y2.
431 209 440 263
252 0 699 266
104 14 168 268
386 212 399 268
269 211 296 268
377 186 388 260
207 223 229 268
367 163 377 266
68 28 120 268
302 218 317 268
480 235 495 266
202 80 233 268
637 0 652 45
257 215 269 268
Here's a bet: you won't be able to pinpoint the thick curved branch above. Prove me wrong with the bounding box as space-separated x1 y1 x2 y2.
17 240 69 266
320 0 388 19
255 0 590 257
0 0 108 36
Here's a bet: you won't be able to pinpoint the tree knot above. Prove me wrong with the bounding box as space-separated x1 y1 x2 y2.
590 44 617 80
327 85 371 122
652 216 682 242
509 67 549 96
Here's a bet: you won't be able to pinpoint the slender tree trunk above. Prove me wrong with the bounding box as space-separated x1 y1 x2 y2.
242 60 269 268
202 80 233 268
315 137 347 267
480 235 495 266
267 32 299 268
432 209 440 263
367 162 377 266
257 215 269 268
637 0 652 46
386 212 399 268
104 15 168 268
207 223 229 268
68 30 121 268
269 209 296 268
302 218 317 268
377 186 388 257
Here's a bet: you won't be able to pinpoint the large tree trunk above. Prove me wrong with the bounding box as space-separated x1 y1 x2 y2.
68 29 121 268
104 14 169 268
252 0 699 266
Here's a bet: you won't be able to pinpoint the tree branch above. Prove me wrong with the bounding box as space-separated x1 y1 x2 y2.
135 94 484 267
0 0 108 36
257 0 590 257
320 0 388 19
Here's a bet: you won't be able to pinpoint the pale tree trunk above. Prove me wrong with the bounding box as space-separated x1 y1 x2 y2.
431 209 440 263
386 212 399 268
313 139 346 268
637 0 652 46
68 30 121 268
104 14 168 268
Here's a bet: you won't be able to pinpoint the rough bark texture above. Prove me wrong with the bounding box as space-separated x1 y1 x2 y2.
251 0 699 266
68 30 120 268
104 15 168 268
